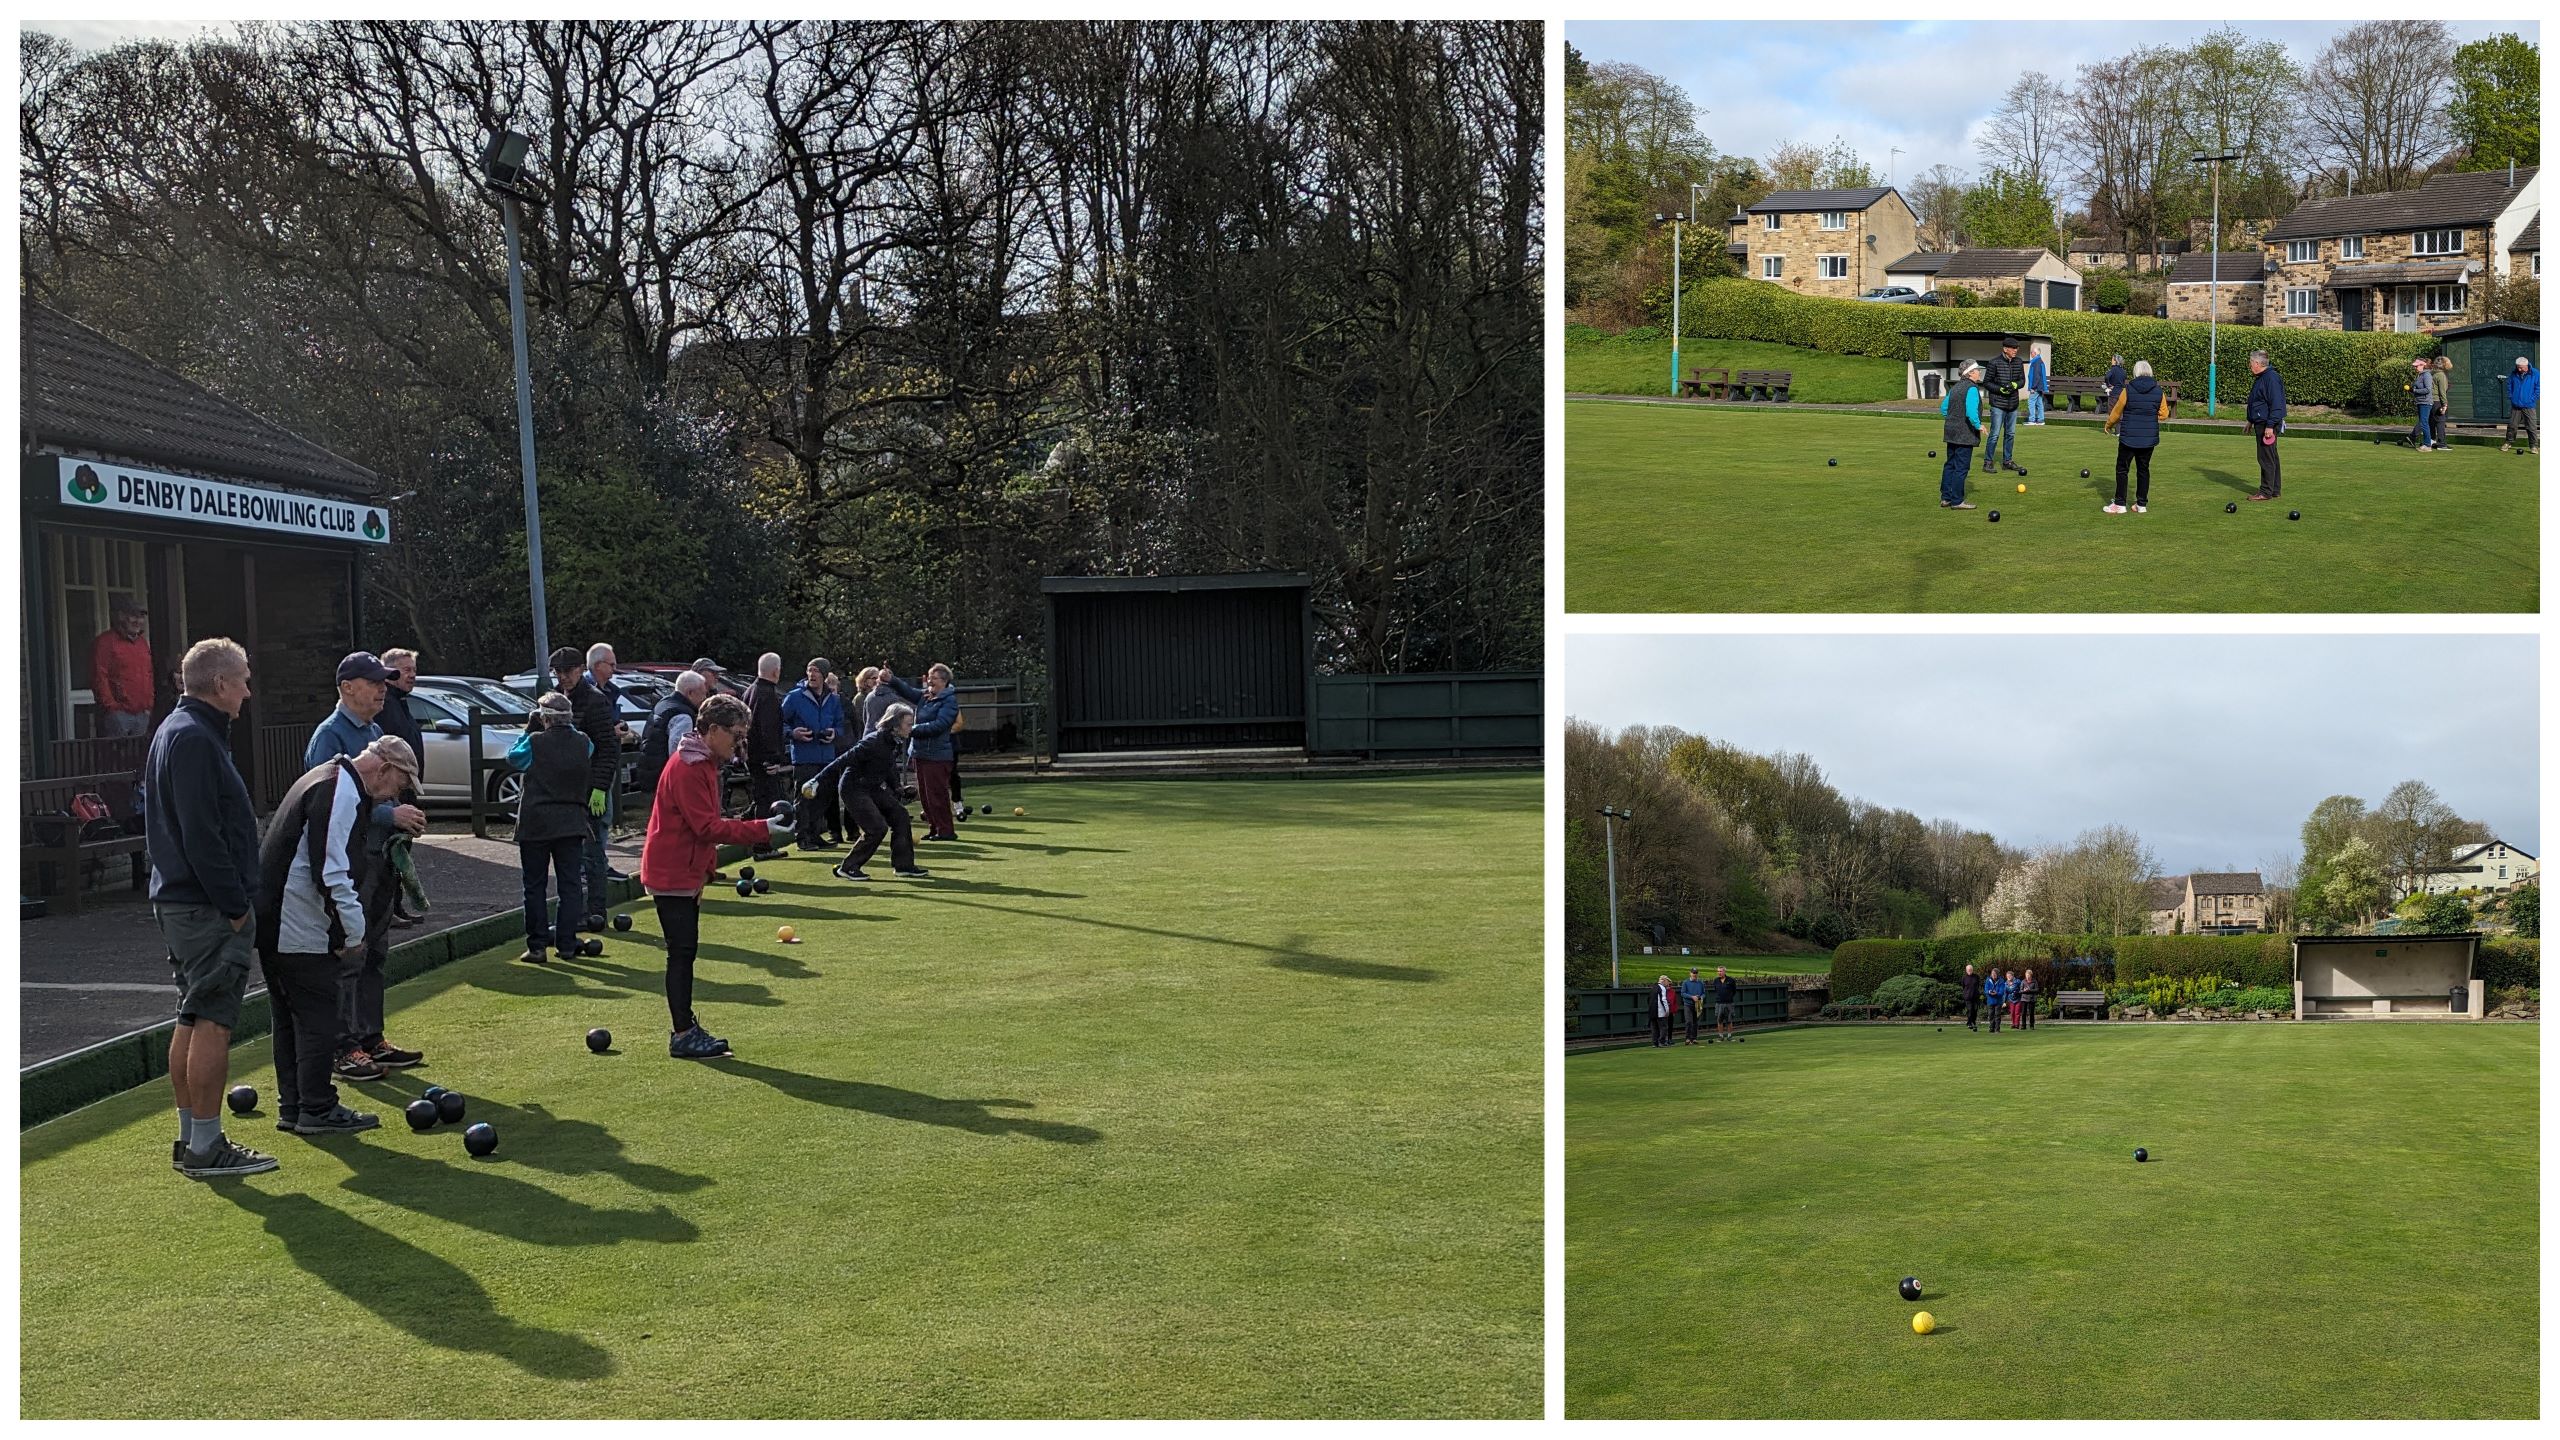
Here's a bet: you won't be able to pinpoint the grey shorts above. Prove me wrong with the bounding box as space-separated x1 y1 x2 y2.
1715 1002 1737 1022
158 901 254 1029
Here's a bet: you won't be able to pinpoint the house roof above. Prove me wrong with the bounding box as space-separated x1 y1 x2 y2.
2190 872 2263 897
2292 932 2482 946
2512 215 2540 252
1884 252 1950 273
2450 840 2537 863
1932 248 2055 280
2323 260 2473 288
2070 237 2188 255
1745 186 1901 216
2166 252 2271 285
2262 166 2539 242
21 300 380 497
2147 877 2187 910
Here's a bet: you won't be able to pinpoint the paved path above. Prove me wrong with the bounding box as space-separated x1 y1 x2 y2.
20 827 644 1067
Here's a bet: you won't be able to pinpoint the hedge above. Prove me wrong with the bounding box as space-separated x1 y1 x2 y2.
1829 931 2539 1002
1676 279 2437 411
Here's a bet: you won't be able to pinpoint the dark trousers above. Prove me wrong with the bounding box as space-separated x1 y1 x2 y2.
2022 994 2038 1029
948 756 965 806
1941 446 1973 506
751 764 790 846
1988 998 2003 1033
1682 1000 1701 1043
916 758 956 837
842 784 916 873
519 833 584 954
1651 1011 1671 1046
1964 997 1980 1029
2508 405 2538 446
654 892 701 1033
792 763 836 847
262 948 342 1119
2112 444 2154 507
2254 431 2281 497
339 863 394 1055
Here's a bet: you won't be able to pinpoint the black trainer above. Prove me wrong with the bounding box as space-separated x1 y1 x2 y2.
180 1136 280 1179
294 1105 382 1136
832 864 871 881
893 866 933 879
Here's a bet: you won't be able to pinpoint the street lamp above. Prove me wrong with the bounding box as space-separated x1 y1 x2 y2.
1597 805 1633 986
482 128 552 680
2191 150 2242 417
1656 212 1689 397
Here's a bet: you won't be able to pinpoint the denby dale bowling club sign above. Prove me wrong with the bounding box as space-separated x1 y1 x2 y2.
59 458 390 545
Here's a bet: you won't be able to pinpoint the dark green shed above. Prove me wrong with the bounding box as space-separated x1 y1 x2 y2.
2433 320 2538 423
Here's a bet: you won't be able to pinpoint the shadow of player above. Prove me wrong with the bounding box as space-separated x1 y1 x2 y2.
329 1140 701 1247
221 1187 615 1379
715 1060 1102 1145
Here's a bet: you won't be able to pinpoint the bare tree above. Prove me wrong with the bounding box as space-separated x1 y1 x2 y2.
2065 47 2183 260
2299 20 2456 194
1907 163 1967 249
1977 70 2068 194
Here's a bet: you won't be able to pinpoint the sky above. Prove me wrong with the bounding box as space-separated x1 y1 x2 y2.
1567 634 2537 875
1569 20 2535 192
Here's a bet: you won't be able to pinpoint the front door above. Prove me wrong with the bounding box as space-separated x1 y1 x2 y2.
2394 287 2418 333
2339 289 2366 332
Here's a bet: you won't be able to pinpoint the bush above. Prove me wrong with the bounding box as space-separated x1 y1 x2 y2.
1874 972 1961 1017
1935 287 1979 309
1678 278 2433 409
2480 937 2539 989
2091 272 2132 313
2112 934 2292 990
2371 357 2423 415
1984 286 2022 307
1829 940 1929 1002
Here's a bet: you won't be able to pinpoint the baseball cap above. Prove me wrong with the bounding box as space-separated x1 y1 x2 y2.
336 651 393 685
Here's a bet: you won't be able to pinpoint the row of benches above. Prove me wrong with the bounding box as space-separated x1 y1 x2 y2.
1833 989 2117 1022
1680 368 2188 414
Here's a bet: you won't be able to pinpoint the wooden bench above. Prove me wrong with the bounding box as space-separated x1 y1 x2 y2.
2052 376 2184 413
22 773 148 916
1680 366 1732 400
1832 1002 1882 1021
1731 368 1793 402
2056 989 2110 1019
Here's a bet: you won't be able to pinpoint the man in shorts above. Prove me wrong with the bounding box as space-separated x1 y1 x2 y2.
1711 966 1741 1041
146 638 277 1178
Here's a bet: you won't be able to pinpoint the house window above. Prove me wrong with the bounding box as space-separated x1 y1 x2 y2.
2420 284 2467 314
1763 255 1784 279
2341 236 2364 260
2285 239 2317 264
2499 866 2508 880
1817 255 1848 280
1764 212 1782 232
2412 228 2463 256
2535 253 2543 278
1819 211 1847 231
2285 288 2317 317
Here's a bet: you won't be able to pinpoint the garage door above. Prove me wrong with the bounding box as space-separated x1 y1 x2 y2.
2047 281 2078 310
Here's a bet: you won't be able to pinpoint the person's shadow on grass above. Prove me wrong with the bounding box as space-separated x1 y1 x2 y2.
892 893 1442 983
715 1060 1102 1145
2196 467 2256 495
425 1094 717 1197
222 1187 615 1380
330 1140 701 1247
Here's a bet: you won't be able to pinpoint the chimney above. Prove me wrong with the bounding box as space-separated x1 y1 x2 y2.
2509 159 2516 187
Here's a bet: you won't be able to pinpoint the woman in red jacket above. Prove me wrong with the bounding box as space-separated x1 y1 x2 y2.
641 693 793 1059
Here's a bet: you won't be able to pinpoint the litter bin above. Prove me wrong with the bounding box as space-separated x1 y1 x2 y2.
2450 985 2469 1015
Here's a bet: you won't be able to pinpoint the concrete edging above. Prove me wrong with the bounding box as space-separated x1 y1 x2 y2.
19 849 758 1131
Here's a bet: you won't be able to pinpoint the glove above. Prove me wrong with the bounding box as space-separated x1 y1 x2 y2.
764 813 797 846
588 789 607 818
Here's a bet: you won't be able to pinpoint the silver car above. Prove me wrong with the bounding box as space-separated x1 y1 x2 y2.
400 681 528 813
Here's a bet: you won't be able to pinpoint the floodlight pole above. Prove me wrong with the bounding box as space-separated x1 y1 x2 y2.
2193 151 2240 417
1599 805 1631 986
486 130 552 680
1661 212 1686 397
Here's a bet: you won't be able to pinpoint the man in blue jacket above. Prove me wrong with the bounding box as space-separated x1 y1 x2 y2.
2503 354 2539 455
1679 968 1707 1045
2244 349 2287 502
305 651 428 1080
148 638 278 1178
782 657 847 850
2024 346 2049 425
1938 361 1983 509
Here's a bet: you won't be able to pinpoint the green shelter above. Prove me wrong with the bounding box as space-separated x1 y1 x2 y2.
2432 320 2538 423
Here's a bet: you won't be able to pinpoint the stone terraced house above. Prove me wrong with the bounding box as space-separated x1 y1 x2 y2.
2260 166 2538 332
1725 186 1919 300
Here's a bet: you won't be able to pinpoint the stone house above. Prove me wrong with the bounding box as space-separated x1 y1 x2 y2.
2260 166 2539 332
2069 237 2185 273
2147 872 2267 935
2512 215 2540 282
1725 186 1919 300
1919 248 2085 309
2414 839 2538 896
2162 251 2270 324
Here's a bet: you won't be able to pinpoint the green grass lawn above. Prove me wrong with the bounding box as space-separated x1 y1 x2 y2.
1565 400 2539 612
23 775 1541 1419
1566 1023 2537 1418
1566 333 1907 405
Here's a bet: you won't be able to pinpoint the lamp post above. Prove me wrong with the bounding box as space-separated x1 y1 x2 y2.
1657 212 1688 397
482 129 552 680
1598 805 1632 986
2192 150 2241 417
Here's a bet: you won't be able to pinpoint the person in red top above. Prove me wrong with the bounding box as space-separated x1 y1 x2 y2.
91 598 157 739
640 692 795 1060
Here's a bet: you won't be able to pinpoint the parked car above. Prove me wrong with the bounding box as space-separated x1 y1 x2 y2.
625 661 751 699
1857 286 1925 304
397 683 527 813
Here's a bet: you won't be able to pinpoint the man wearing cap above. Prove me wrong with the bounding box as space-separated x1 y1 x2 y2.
148 637 276 1178
257 735 418 1139
304 652 429 1080
91 597 158 740
374 647 430 928
1979 336 2029 478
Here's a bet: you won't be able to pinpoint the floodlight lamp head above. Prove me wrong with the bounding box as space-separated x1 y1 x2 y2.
481 129 533 196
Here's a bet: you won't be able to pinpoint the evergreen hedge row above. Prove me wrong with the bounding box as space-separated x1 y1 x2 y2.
1677 279 2438 411
1829 932 2538 1003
